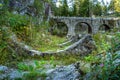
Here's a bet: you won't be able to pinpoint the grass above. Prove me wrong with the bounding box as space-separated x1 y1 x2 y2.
92 32 112 54
18 26 118 66
18 55 82 70
37 35 67 52
25 27 71 52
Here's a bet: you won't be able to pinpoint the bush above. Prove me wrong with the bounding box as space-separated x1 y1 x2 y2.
86 32 120 80
93 32 111 53
89 52 120 80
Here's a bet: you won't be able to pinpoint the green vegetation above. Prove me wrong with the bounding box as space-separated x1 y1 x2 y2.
81 31 120 79
89 52 120 80
30 32 67 52
0 0 120 80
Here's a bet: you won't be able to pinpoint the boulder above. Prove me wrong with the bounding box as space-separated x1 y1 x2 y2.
46 64 81 80
0 65 22 80
0 63 82 80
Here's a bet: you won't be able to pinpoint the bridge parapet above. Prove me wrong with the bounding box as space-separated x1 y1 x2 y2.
51 16 120 20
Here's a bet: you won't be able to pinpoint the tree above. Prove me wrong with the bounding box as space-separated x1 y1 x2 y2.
61 0 69 16
93 2 102 16
108 0 120 16
109 0 114 11
114 0 120 12
78 0 90 17
73 3 77 16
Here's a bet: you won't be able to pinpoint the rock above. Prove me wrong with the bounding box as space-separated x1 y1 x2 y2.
64 34 96 56
0 66 9 80
46 64 81 80
115 50 120 55
0 64 81 80
7 0 40 16
83 72 94 80
113 59 120 66
112 51 120 66
9 70 22 80
0 65 8 72
0 66 22 80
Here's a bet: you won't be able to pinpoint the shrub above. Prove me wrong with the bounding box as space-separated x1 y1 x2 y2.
89 52 120 80
93 32 111 53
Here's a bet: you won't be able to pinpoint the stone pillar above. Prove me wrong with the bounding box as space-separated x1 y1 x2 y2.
115 20 119 28
65 20 76 38
112 20 120 32
92 25 99 34
67 24 75 36
91 19 101 34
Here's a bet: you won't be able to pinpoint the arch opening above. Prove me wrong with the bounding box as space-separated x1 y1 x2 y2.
75 22 92 35
49 21 68 37
99 24 110 33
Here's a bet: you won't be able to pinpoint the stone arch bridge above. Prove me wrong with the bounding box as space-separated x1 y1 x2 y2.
50 16 120 37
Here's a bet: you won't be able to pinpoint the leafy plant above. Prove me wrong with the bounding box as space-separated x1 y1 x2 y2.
17 63 29 71
17 60 47 80
84 55 99 63
0 3 3 7
23 70 46 80
93 32 111 53
0 27 13 64
89 52 120 80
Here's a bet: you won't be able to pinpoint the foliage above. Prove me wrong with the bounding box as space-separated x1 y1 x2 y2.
50 23 68 37
89 52 120 80
110 32 120 52
108 0 120 16
29 29 66 52
0 27 24 65
84 54 99 63
72 2 77 16
1 1 120 80
0 3 68 66
52 0 120 17
0 3 3 7
8 14 29 28
0 12 31 41
61 0 69 16
17 57 58 80
92 2 102 16
17 60 47 79
18 60 46 71
33 0 44 17
0 12 40 65
114 0 120 12
93 33 111 53
83 31 120 80
23 71 46 80
109 0 114 11
0 27 10 64
17 56 57 71
53 0 104 17
79 0 90 17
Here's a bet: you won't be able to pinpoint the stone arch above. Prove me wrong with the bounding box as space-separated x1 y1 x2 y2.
99 24 110 32
49 20 68 37
75 22 92 35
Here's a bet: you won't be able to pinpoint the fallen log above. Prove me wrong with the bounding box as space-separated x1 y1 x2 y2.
58 39 73 47
42 34 96 56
